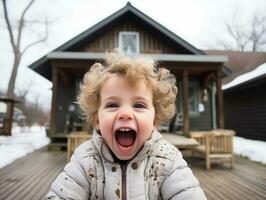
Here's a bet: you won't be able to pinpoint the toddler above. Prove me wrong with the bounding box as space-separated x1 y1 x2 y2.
47 51 207 200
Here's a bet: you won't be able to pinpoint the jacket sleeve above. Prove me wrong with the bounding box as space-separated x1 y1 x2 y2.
160 150 207 200
46 147 90 200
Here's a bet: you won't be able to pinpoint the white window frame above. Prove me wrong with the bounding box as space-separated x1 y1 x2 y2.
119 31 140 55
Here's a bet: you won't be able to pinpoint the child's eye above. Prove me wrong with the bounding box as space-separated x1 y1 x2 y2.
105 103 119 108
133 102 147 109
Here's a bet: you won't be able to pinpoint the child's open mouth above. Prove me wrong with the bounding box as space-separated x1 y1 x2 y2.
115 128 137 148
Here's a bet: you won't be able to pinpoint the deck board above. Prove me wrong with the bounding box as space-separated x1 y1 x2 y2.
186 153 266 200
0 148 66 200
0 147 265 200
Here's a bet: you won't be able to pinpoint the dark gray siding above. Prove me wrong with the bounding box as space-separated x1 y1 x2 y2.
80 20 184 54
224 79 266 141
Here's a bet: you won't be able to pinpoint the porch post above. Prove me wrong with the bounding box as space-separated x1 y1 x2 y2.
216 68 224 129
50 65 58 137
182 68 190 136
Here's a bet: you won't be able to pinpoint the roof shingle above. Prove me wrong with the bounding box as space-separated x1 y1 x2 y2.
204 50 266 84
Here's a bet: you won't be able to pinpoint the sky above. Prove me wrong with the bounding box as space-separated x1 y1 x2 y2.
0 0 266 110
0 125 265 169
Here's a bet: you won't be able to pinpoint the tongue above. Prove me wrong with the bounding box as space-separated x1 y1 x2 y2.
117 132 135 147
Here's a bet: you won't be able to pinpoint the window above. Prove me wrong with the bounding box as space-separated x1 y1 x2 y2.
177 81 201 117
119 32 140 54
189 84 199 113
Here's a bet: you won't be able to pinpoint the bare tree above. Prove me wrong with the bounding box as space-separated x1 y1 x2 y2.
16 80 33 113
248 13 266 51
212 9 266 52
1 0 49 97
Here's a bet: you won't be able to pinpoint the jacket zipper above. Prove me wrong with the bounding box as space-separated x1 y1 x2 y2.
121 163 127 200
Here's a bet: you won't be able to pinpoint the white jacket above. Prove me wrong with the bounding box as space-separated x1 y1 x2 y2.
47 130 206 200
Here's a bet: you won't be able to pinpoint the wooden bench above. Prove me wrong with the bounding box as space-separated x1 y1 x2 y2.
162 133 199 149
190 129 235 170
67 132 92 161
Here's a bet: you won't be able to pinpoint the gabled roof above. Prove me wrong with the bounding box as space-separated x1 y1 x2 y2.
55 2 203 54
29 2 204 80
204 50 266 84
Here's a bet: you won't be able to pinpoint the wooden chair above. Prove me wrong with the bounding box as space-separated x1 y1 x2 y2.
190 129 235 170
67 131 92 161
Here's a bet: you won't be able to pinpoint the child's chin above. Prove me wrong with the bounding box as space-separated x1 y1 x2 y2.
114 146 136 160
117 154 134 161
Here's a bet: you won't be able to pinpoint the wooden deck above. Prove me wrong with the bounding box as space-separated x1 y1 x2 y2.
0 147 265 200
185 153 266 200
0 148 66 200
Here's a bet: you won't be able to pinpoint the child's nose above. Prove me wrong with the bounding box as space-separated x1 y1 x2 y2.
117 107 133 120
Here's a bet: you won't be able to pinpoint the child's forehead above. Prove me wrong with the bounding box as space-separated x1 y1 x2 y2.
100 73 153 95
102 73 148 87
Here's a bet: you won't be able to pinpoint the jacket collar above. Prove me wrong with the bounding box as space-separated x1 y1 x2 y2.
92 129 162 163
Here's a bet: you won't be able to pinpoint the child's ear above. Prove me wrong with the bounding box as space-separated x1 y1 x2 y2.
93 113 100 129
153 118 157 126
152 121 158 133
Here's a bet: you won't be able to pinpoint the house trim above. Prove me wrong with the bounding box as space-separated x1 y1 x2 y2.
47 52 228 63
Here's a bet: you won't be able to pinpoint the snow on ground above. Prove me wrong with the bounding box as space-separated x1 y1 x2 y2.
0 126 265 169
0 125 50 169
234 136 266 165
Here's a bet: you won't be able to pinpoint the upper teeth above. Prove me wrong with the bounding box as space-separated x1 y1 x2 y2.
119 128 132 132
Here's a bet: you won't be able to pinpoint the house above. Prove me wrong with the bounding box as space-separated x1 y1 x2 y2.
205 50 266 141
223 62 266 141
28 3 230 143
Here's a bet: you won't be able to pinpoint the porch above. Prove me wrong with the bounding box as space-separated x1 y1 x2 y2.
47 52 229 139
0 147 265 200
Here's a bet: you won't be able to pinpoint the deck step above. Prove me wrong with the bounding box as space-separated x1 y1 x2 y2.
50 134 68 139
48 143 67 151
48 134 68 151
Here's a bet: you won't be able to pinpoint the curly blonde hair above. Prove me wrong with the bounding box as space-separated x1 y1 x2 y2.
78 51 178 127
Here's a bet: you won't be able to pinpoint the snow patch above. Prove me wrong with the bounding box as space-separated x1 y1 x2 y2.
0 125 50 169
234 136 266 164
